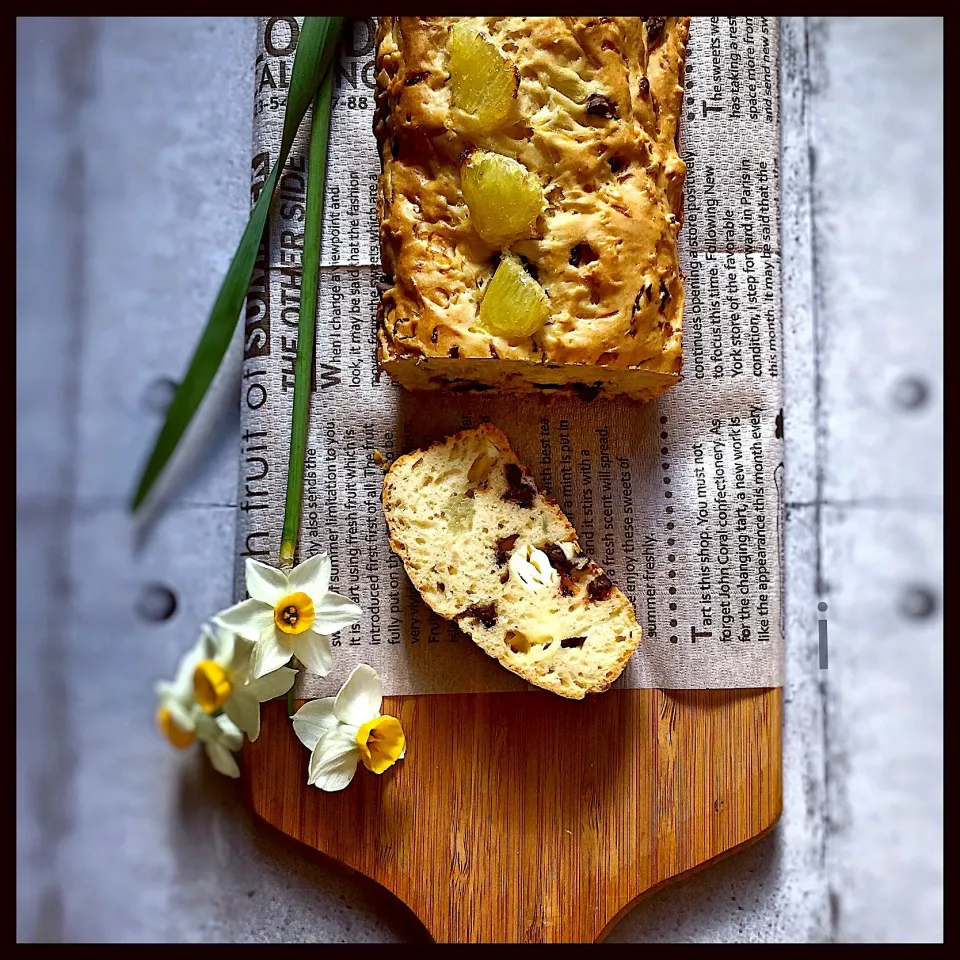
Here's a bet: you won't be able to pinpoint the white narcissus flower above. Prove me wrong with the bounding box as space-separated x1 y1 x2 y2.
193 712 244 778
155 636 244 778
214 555 361 680
192 623 297 742
292 664 405 792
155 634 205 748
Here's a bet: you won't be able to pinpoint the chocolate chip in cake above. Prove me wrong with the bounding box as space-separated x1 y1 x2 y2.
451 382 494 392
448 345 460 358
542 542 575 575
608 155 626 174
502 462 536 508
585 93 619 119
569 242 599 267
404 71 428 86
643 16 666 45
558 573 577 597
638 76 650 97
658 280 672 313
560 636 586 649
495 533 520 567
517 254 539 281
465 602 498 628
633 281 654 314
587 573 614 602
430 326 439 344
572 382 602 402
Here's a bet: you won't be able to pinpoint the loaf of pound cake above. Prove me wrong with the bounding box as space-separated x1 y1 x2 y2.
381 424 641 698
374 17 689 402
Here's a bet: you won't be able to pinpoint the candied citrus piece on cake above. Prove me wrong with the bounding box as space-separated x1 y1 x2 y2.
461 150 545 245
479 252 550 339
449 21 518 128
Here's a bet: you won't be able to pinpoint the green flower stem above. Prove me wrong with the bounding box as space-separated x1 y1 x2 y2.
130 17 344 512
279 74 335 572
287 657 303 718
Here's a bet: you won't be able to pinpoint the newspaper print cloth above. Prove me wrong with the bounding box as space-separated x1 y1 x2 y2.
237 16 785 696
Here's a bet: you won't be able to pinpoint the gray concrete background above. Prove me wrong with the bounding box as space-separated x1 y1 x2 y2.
16 17 942 943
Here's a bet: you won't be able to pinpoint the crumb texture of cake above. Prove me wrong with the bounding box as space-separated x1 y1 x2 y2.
374 16 689 402
381 424 641 699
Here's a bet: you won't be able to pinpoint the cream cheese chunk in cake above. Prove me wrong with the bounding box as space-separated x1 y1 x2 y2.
381 424 641 698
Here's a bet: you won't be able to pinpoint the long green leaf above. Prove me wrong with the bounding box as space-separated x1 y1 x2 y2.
279 73 334 569
131 16 345 511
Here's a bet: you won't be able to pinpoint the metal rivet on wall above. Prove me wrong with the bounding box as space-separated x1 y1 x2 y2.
891 376 930 412
136 583 178 622
898 584 937 621
141 377 179 415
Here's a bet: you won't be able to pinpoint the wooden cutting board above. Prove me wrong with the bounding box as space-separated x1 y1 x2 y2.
244 686 781 943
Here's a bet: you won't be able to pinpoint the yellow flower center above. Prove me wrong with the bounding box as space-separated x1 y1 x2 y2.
193 659 232 713
157 706 195 749
273 592 315 635
355 715 405 774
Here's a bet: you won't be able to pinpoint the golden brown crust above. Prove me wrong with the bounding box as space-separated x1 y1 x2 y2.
375 17 689 401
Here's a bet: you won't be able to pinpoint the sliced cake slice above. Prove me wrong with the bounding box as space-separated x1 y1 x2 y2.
381 424 641 699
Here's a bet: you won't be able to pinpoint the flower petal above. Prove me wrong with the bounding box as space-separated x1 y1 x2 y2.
292 630 333 677
215 598 274 644
164 698 196 733
227 635 255 680
250 630 292 679
203 621 240 670
223 692 262 742
334 663 382 726
245 665 297 704
291 697 338 751
171 635 208 701
288 553 331 599
205 741 240 778
308 728 361 791
245 558 288 605
215 713 244 751
196 711 243 751
311 592 363 635
192 710 218 739
199 624 220 660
